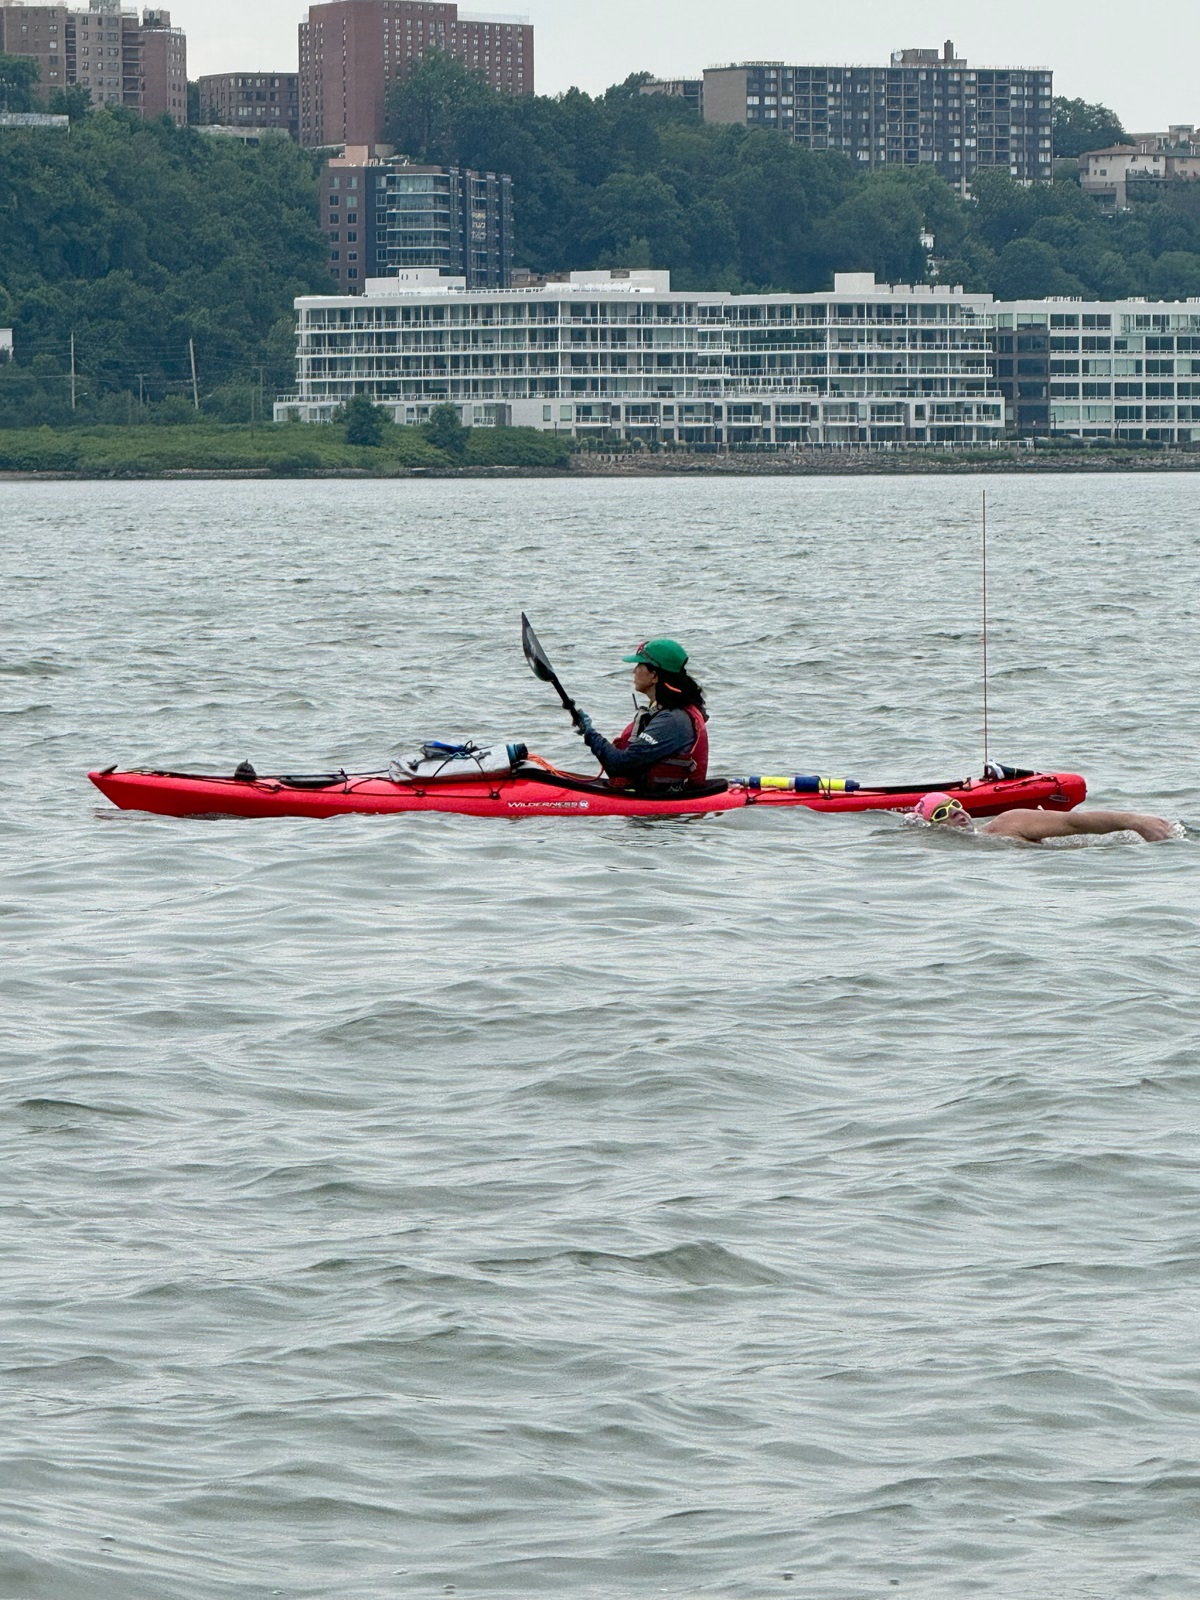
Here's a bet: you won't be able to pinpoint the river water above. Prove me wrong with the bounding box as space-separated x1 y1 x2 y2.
2 473 1199 1599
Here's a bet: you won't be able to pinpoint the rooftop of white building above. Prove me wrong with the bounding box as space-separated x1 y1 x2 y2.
296 268 992 308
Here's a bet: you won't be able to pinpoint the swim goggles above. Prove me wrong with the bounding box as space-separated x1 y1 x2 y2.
928 799 968 824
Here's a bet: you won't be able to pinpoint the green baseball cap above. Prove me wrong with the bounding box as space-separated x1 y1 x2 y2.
623 638 689 675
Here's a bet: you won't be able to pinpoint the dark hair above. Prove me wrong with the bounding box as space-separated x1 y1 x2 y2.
653 667 707 720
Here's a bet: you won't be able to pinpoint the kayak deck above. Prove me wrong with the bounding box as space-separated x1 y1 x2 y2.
88 763 1087 821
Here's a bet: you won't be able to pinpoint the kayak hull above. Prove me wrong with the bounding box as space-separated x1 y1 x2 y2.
88 766 1088 821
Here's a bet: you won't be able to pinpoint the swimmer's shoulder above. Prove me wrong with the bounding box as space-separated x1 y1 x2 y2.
979 809 1050 841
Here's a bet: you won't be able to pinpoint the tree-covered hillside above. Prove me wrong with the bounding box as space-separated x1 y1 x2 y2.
0 104 329 424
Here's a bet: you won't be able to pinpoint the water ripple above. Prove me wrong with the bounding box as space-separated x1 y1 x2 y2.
2 476 1199 1598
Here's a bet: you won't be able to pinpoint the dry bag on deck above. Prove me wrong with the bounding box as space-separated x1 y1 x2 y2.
389 741 528 784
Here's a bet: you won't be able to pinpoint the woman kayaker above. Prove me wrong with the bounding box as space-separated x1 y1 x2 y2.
575 638 710 793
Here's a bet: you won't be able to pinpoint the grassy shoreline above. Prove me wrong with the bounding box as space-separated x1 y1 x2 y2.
0 422 572 477
0 424 1198 479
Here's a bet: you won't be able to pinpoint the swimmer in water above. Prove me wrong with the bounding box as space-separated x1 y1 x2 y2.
911 792 1175 844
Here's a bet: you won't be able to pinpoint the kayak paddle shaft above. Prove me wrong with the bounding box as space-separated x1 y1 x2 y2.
521 613 586 731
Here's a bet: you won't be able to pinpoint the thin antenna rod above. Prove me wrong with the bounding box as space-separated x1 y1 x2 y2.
981 489 990 773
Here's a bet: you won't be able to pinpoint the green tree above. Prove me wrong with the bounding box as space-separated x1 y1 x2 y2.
584 171 687 266
384 49 490 161
338 395 389 446
934 238 999 295
675 198 739 280
424 401 468 455
1149 250 1200 300
47 84 91 121
716 133 859 287
817 178 927 283
1053 97 1130 159
0 53 40 113
1087 249 1138 299
202 381 257 422
971 167 1052 253
992 238 1086 299
149 394 200 426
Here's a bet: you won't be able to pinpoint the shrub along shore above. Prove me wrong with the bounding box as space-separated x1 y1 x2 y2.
0 420 573 477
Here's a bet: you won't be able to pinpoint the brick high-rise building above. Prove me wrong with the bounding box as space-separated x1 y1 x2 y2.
137 7 186 122
0 0 186 125
298 0 533 150
319 150 393 292
0 3 69 97
703 42 1053 191
198 72 300 139
319 147 512 293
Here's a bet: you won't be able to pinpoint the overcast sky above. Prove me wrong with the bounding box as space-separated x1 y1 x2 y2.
186 0 1197 132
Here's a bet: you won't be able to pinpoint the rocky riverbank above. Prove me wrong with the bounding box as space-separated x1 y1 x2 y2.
567 447 1200 476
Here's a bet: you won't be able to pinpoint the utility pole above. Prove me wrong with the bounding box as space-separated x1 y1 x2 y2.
189 338 200 411
69 332 77 411
137 373 145 412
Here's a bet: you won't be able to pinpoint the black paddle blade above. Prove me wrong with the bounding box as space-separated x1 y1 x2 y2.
521 612 556 683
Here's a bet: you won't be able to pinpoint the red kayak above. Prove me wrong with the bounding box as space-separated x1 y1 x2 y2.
88 761 1086 821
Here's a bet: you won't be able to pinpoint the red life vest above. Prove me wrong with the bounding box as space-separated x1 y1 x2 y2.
612 704 709 791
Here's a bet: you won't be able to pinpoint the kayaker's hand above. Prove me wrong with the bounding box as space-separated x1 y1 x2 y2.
574 711 594 738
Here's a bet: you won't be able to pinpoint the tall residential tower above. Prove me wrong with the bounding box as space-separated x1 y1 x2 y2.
298 0 533 150
0 0 186 124
319 148 512 293
703 43 1053 190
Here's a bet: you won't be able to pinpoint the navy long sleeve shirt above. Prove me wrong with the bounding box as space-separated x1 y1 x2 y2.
583 707 696 780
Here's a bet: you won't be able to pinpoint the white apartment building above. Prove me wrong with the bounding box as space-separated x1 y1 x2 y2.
276 269 1005 446
993 298 1200 443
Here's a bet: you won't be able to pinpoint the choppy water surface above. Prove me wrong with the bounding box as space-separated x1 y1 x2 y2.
3 473 1200 1599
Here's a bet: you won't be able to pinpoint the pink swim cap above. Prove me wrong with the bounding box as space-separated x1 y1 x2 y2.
914 792 962 823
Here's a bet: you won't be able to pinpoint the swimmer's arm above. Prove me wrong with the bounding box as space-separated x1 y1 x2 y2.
984 809 1172 842
1061 810 1174 842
